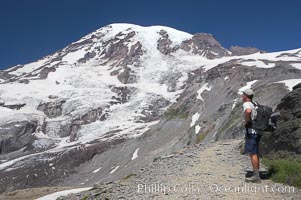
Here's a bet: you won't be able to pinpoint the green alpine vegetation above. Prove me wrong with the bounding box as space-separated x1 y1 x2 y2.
263 158 301 188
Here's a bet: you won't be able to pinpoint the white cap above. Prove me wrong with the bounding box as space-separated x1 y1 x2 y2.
243 88 254 96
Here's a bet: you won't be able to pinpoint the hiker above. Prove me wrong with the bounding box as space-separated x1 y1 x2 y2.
242 88 261 183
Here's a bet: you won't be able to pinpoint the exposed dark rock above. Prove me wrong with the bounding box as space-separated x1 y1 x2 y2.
102 31 134 60
78 51 97 63
48 95 59 99
111 86 134 103
69 107 104 142
229 46 263 56
0 121 37 154
117 67 137 84
17 79 30 84
37 100 66 118
64 38 96 54
39 66 56 79
293 82 301 90
100 31 143 68
95 31 143 84
1 103 26 110
260 84 301 156
137 97 171 122
180 33 230 59
157 30 179 54
128 41 143 60
0 138 126 193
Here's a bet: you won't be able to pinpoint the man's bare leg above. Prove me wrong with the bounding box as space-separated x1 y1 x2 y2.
246 154 261 182
250 154 259 171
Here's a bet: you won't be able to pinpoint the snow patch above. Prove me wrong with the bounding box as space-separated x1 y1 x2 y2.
35 187 92 200
131 148 140 160
62 48 87 64
197 83 212 101
195 125 201 134
211 51 219 56
212 131 218 137
92 167 102 173
232 98 239 109
241 60 275 68
190 112 200 127
275 79 301 91
110 165 119 174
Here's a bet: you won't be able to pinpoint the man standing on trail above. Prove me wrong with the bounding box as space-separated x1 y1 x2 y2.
242 88 261 183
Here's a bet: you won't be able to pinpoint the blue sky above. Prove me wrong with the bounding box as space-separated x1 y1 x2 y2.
0 0 300 70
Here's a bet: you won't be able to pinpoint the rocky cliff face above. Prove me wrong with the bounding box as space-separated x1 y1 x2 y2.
260 82 301 157
0 23 301 192
180 33 231 59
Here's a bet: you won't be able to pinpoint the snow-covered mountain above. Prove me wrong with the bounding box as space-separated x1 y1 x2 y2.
0 23 301 192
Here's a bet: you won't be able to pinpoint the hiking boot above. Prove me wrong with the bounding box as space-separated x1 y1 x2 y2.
245 175 261 183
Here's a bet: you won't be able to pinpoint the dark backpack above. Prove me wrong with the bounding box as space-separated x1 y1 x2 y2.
251 101 280 131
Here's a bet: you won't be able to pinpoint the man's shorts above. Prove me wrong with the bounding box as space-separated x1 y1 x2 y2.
244 129 261 155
